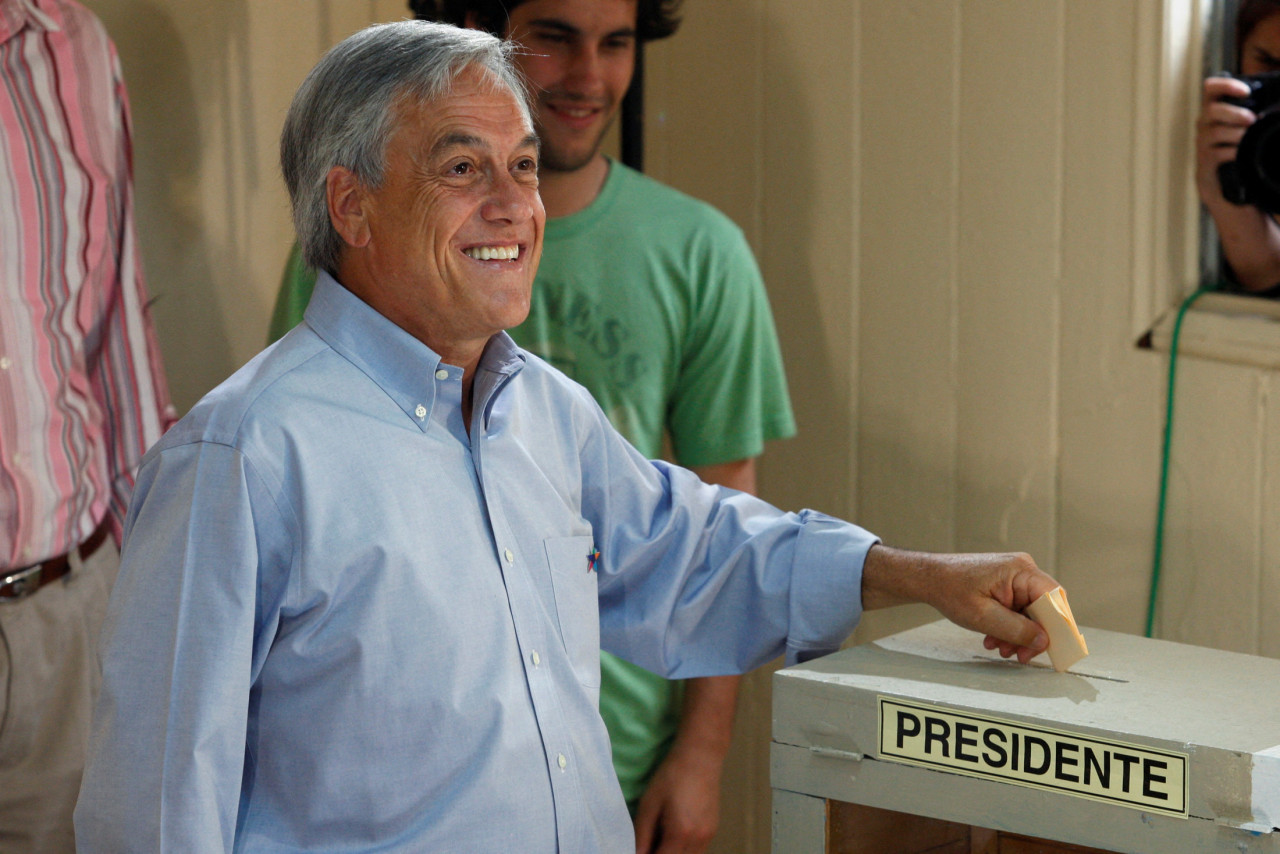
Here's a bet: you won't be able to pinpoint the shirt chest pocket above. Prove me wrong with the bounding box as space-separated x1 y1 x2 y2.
543 535 600 688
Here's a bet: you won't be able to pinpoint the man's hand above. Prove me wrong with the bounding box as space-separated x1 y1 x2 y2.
861 545 1056 664
631 740 721 854
631 675 737 854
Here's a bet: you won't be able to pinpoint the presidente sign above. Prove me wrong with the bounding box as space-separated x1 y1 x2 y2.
878 696 1188 817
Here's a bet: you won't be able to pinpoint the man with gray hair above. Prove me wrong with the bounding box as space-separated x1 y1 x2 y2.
75 20 1055 852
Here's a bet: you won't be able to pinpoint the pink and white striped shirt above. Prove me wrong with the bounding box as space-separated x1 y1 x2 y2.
0 0 174 569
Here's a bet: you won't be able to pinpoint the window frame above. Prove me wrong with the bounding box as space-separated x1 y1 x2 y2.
1139 0 1280 367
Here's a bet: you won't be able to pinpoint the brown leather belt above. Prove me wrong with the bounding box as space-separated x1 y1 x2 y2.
0 520 111 602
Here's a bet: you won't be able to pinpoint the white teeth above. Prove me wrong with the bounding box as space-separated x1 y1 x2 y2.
464 245 520 261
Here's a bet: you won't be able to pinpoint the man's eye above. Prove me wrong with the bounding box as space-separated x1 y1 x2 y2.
1252 49 1280 70
515 158 537 172
449 162 473 175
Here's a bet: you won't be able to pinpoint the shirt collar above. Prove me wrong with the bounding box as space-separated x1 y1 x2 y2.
303 270 525 430
0 0 59 45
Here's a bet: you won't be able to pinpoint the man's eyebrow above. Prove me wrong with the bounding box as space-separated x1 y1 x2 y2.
428 132 540 157
430 132 484 157
523 18 637 40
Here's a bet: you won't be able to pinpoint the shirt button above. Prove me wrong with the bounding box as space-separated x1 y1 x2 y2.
415 404 426 419
0 356 9 370
434 369 449 380
504 548 514 563
531 650 540 667
557 753 567 770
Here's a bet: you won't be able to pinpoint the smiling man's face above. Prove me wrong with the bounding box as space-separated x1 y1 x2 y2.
339 66 545 358
504 0 638 173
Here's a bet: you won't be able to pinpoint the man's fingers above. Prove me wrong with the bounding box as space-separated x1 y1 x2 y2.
979 606 1047 661
633 798 660 854
1203 103 1256 132
1204 76 1253 103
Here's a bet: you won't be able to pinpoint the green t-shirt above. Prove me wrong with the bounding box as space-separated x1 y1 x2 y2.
269 242 311 343
267 160 796 805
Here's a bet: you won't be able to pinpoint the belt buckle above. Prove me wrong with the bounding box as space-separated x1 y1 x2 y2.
0 565 43 602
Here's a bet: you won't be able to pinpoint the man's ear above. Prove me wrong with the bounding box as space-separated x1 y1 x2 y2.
327 166 372 250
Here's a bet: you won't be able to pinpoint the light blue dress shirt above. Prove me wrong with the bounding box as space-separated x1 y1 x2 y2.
74 272 879 853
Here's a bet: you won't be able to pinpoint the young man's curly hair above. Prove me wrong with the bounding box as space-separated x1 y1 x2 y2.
407 0 683 42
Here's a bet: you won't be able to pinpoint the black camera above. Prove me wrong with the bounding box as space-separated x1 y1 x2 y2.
1218 70 1280 213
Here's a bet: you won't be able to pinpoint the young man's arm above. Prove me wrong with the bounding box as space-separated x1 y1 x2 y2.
631 458 753 854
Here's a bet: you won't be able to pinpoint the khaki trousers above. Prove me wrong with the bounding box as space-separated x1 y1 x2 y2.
0 540 119 854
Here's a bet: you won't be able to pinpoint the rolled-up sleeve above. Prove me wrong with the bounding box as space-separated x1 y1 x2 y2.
581 395 878 679
784 509 878 664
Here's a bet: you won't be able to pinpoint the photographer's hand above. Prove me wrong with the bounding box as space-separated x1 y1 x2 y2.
1197 76 1280 292
1197 76 1254 206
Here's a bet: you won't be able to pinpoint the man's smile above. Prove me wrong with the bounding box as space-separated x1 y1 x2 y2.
462 244 522 261
542 97 608 129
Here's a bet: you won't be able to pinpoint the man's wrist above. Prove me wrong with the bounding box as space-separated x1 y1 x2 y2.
861 544 934 612
673 675 739 760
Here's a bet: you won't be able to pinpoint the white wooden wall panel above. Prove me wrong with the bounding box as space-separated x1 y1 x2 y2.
1262 374 1280 657
1057 1 1167 634
90 0 401 411
1159 359 1263 654
954 2 1062 565
755 2 859 522
856 1 960 555
644 2 763 246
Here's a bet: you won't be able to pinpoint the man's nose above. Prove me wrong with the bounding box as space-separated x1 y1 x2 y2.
482 173 535 223
563 45 604 93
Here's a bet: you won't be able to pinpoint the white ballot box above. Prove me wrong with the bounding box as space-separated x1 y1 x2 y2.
771 620 1280 853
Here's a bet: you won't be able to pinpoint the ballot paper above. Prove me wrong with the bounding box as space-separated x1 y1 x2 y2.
1026 586 1089 673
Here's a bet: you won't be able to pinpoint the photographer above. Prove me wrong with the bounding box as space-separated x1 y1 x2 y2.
1197 0 1280 294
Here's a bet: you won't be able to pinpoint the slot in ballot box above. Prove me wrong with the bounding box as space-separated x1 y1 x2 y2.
771 620 1280 853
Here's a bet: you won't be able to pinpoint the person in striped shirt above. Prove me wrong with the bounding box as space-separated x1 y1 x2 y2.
0 0 174 850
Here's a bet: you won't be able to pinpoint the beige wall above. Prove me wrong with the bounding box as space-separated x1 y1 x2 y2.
84 0 1272 851
89 0 410 410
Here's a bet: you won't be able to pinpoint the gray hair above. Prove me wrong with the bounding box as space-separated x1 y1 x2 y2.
280 20 531 274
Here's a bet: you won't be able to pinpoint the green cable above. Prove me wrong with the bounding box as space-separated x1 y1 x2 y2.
1146 285 1215 638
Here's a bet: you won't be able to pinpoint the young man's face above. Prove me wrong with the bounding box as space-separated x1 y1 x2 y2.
503 0 639 173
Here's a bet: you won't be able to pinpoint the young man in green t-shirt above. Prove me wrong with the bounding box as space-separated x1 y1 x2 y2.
270 2 795 850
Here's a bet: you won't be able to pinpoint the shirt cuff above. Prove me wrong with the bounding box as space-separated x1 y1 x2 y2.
785 510 879 666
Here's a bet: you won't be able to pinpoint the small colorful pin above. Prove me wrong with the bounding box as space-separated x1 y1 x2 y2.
587 547 601 573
